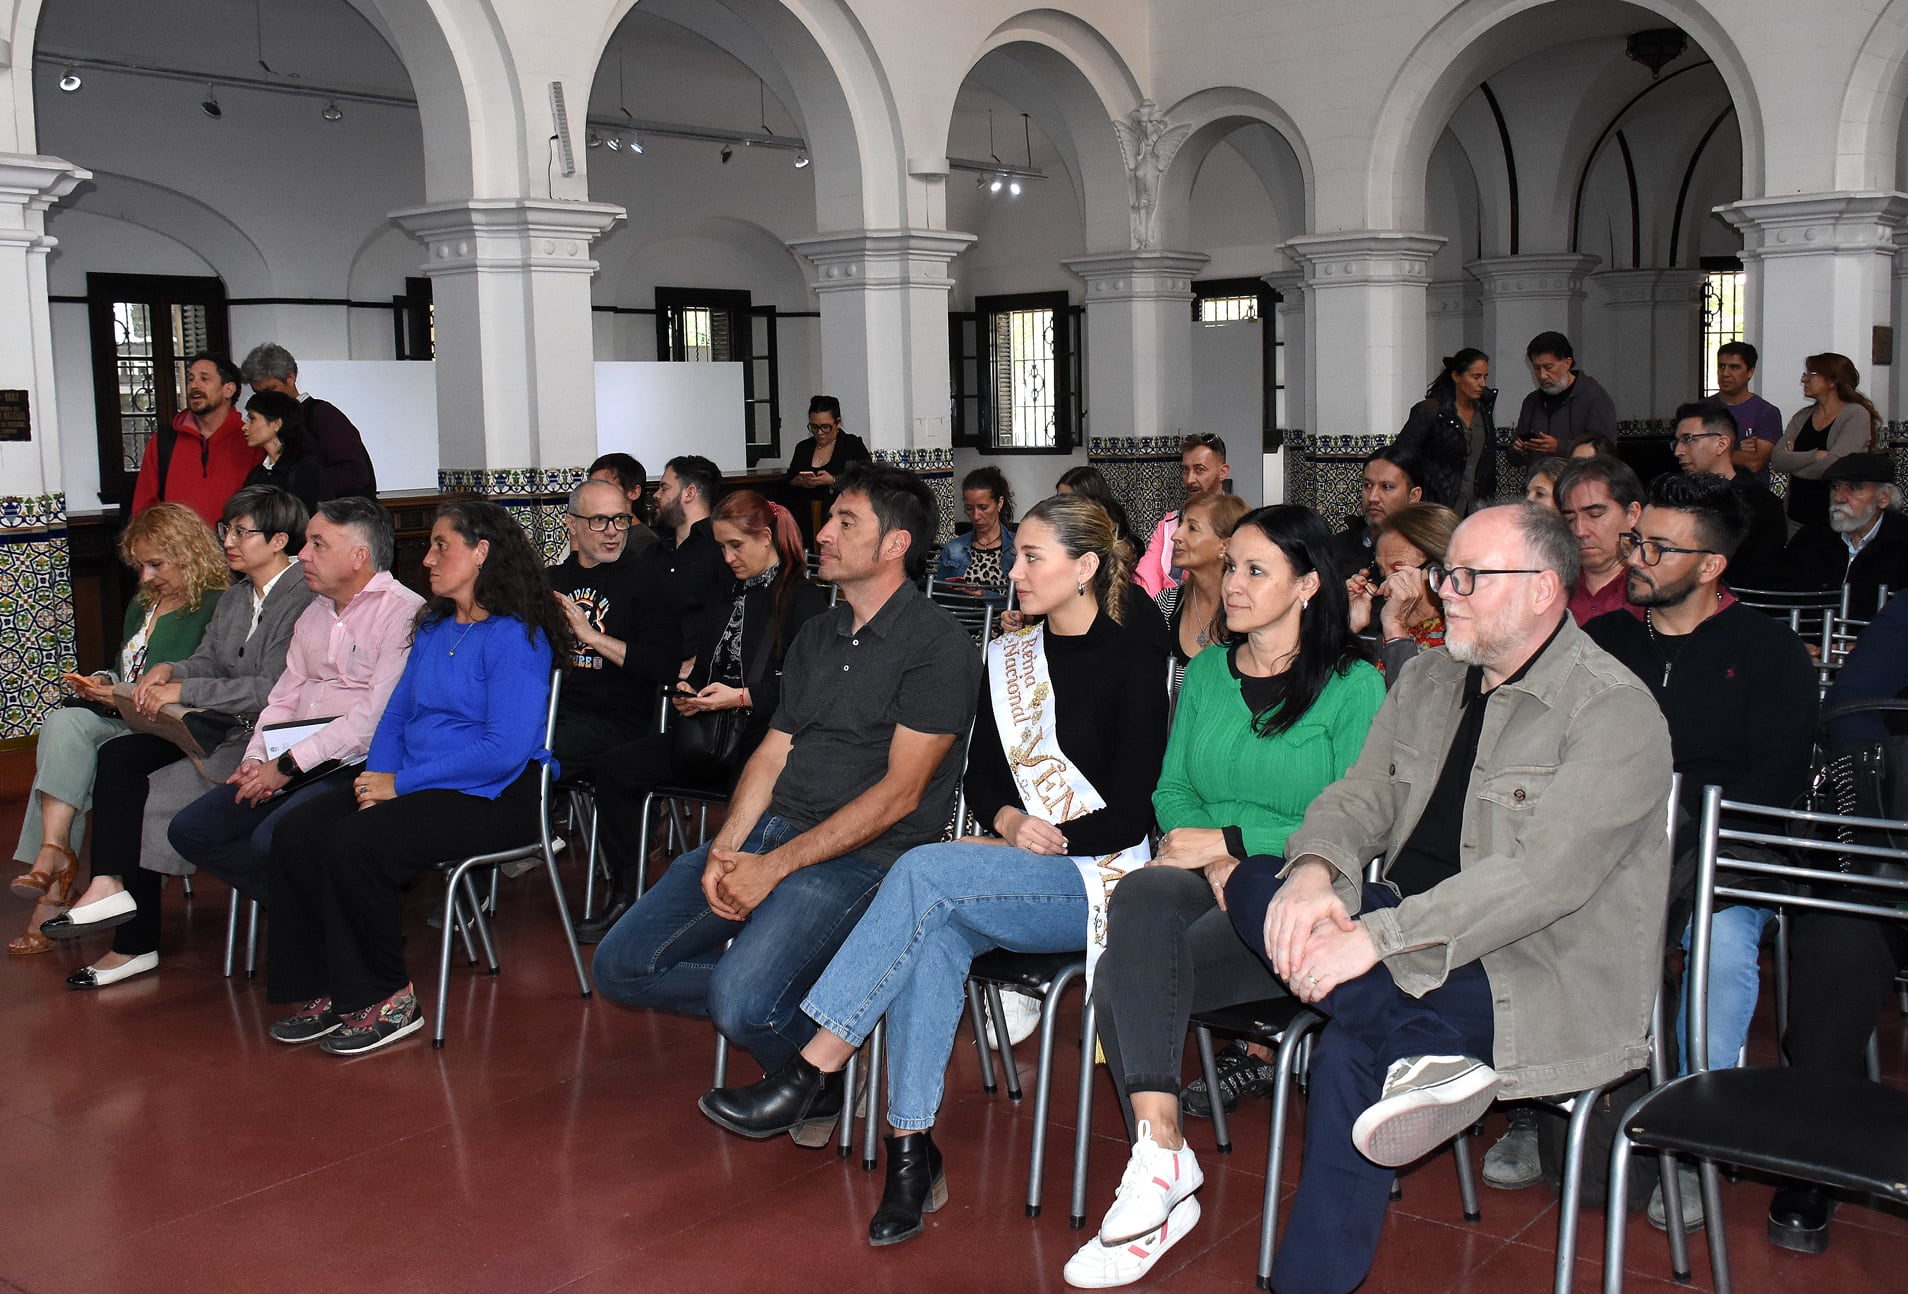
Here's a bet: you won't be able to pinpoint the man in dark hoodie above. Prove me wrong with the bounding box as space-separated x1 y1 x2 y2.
1512 331 1618 461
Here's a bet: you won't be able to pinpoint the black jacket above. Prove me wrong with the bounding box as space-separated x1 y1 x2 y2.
1394 386 1499 509
684 575 832 757
1511 370 1619 459
1780 508 1908 619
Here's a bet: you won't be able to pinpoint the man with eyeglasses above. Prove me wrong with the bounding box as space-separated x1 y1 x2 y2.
587 452 661 561
1511 332 1618 464
545 477 681 768
1669 398 1786 589
1583 470 1817 1232
1220 502 1671 1294
1135 433 1232 598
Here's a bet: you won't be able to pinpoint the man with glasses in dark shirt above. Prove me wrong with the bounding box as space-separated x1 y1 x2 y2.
1670 399 1786 590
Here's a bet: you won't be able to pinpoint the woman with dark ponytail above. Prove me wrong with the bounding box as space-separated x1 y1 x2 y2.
1393 349 1497 512
698 494 1169 1249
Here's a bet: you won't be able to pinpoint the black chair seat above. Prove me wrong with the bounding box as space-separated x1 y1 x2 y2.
1624 1067 1908 1201
1192 996 1310 1043
969 948 1085 992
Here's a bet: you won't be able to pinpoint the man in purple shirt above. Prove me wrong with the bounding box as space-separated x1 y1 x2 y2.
169 496 423 900
1716 341 1782 485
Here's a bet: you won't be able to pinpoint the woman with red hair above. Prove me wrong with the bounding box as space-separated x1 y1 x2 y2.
576 490 831 940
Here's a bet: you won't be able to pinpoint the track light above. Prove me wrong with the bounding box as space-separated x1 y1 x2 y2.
794 151 810 169
629 133 644 155
321 100 343 122
605 135 622 152
586 129 603 149
1009 179 1022 196
720 143 733 164
58 66 82 93
990 176 1003 193
200 82 221 118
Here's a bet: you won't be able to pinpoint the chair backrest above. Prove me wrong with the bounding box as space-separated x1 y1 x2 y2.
1687 782 1908 1073
926 585 997 652
534 668 564 851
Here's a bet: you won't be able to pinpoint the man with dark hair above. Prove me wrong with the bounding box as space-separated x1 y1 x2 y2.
1195 502 1670 1294
1136 433 1231 597
130 352 261 525
1511 331 1619 461
1332 446 1424 582
240 342 378 498
1582 469 1818 1229
1715 341 1782 484
1554 455 1645 625
595 463 981 1110
169 495 424 902
651 454 731 662
1670 398 1786 588
1779 453 1908 618
546 477 680 767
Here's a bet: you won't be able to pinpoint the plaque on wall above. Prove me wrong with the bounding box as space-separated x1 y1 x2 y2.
0 389 27 441
1874 325 1893 368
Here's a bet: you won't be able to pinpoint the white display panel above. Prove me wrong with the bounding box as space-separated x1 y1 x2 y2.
293 360 440 493
594 362 748 474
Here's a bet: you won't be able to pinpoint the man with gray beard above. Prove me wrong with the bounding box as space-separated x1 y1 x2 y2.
1779 453 1908 618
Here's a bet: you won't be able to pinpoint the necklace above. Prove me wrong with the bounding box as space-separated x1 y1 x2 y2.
1183 583 1212 647
447 619 479 657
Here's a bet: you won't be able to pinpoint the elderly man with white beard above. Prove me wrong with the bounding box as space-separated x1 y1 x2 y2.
1779 453 1908 619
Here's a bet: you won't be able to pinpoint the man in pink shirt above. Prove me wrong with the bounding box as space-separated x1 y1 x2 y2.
1555 455 1645 626
1135 434 1232 598
168 497 423 900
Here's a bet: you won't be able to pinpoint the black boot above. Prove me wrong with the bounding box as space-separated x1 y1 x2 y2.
699 1055 844 1141
868 1130 948 1246
1768 1182 1833 1253
574 865 638 944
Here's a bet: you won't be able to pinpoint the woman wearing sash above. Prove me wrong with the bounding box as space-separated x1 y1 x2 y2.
699 494 1169 1246
1063 506 1385 1289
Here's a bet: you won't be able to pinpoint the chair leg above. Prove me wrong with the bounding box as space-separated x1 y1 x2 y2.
244 900 260 978
1553 1082 1614 1293
433 864 469 1049
222 885 241 978
462 874 500 974
1258 1014 1319 1289
1194 1025 1232 1154
1697 1159 1731 1294
1773 911 1791 1062
1866 1029 1882 1082
712 1030 730 1088
1025 967 1081 1219
1452 1127 1481 1223
987 983 1024 1103
837 1046 860 1160
1069 998 1097 1229
634 791 659 903
861 1021 884 1171
966 982 999 1095
540 844 592 998
181 873 194 899
578 789 599 921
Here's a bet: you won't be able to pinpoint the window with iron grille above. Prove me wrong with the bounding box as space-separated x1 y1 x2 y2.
1700 258 1745 397
957 292 1077 452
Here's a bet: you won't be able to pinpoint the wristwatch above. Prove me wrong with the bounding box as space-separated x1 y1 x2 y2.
276 751 300 778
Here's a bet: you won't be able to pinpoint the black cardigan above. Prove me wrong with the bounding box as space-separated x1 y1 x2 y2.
685 575 832 754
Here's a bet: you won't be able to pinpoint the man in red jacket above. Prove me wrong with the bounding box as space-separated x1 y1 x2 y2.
130 353 261 525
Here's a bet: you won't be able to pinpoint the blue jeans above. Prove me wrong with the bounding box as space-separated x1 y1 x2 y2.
167 768 355 904
1675 905 1772 1074
1226 858 1495 1294
592 815 889 1070
801 841 1088 1130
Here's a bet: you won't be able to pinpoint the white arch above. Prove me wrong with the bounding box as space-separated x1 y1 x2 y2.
1837 0 1908 192
54 170 275 295
1157 86 1316 249
1365 0 1765 231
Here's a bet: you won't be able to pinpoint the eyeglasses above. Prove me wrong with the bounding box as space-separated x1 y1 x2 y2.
568 512 634 532
1424 565 1544 596
1671 431 1727 448
1617 532 1717 566
806 421 838 433
1801 371 1824 381
216 522 265 542
1182 433 1222 449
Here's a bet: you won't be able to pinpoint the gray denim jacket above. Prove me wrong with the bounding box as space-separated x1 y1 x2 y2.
1283 614 1673 1099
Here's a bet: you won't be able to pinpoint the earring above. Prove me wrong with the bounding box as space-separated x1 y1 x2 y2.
1300 597 1309 611
1077 580 1087 597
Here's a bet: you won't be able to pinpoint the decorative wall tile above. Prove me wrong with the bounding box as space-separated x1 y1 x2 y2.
439 466 586 564
0 495 78 742
1088 436 1184 546
874 448 957 543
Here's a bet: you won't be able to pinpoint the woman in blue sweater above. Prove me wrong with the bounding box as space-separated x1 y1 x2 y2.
263 500 568 1056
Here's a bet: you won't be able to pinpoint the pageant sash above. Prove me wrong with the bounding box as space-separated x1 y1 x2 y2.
988 625 1151 989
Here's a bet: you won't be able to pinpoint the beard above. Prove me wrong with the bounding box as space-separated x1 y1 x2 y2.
1537 377 1568 396
1828 502 1878 535
658 499 684 531
1626 565 1700 609
1443 601 1523 668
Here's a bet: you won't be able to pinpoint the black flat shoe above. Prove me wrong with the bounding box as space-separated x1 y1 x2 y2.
1768 1183 1833 1254
698 1056 844 1141
869 1130 947 1246
574 895 633 945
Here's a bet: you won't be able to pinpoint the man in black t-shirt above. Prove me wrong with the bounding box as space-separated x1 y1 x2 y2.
1670 399 1786 590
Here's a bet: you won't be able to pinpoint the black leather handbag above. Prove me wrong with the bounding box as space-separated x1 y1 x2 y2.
670 705 749 782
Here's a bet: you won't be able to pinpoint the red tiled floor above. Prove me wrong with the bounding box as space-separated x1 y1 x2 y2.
1 792 1904 1292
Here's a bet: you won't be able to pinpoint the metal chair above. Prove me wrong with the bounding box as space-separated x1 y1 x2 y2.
1603 786 1908 1292
223 885 259 978
925 582 998 650
429 669 593 1048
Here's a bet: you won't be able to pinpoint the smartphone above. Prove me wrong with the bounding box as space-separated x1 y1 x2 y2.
61 671 100 690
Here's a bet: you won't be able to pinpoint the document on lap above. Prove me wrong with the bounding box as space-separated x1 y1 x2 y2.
261 717 337 760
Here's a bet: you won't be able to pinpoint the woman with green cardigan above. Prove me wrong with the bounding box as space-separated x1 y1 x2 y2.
1064 505 1384 1288
9 503 227 955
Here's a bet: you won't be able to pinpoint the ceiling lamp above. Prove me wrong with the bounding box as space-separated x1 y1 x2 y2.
1626 28 1688 79
990 176 1003 193
793 151 810 169
629 133 645 155
720 143 734 164
200 82 222 118
605 135 622 152
1009 179 1022 196
586 129 603 149
322 100 343 122
58 66 82 93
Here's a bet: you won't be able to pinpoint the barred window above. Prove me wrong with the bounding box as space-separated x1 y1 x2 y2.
1700 262 1746 397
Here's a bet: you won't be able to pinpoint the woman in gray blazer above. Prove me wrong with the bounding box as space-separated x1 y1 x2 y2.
37 486 318 987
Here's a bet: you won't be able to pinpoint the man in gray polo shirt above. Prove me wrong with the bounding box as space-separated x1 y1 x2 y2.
595 463 982 1119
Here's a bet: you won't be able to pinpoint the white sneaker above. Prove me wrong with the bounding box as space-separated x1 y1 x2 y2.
1064 1194 1201 1288
984 988 1044 1048
1095 1119 1204 1245
1351 1054 1500 1167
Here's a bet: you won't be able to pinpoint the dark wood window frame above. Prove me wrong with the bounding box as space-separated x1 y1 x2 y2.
957 291 1080 454
1191 276 1283 453
654 286 780 465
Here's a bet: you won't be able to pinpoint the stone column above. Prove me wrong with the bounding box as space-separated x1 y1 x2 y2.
1060 251 1211 446
1588 269 1706 421
1718 193 1908 420
1465 253 1601 385
1425 277 1482 376
0 154 90 739
392 199 624 493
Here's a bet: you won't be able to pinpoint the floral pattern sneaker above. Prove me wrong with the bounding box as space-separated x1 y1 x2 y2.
320 984 424 1056
269 997 343 1045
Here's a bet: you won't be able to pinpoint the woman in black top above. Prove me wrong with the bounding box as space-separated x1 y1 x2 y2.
241 390 332 511
1393 349 1497 512
784 395 872 544
576 489 829 941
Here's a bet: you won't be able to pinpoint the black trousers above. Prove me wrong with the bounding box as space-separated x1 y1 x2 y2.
266 765 541 1013
1785 910 1908 1076
1091 863 1285 1128
90 732 187 957
552 709 639 779
592 731 689 882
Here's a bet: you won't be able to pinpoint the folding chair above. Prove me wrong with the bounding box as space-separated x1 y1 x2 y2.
1603 785 1908 1292
430 669 593 1048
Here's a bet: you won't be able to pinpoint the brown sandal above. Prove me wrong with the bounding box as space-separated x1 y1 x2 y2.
8 927 53 956
11 846 78 901
9 892 67 955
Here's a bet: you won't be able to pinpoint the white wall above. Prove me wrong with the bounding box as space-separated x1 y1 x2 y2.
1189 319 1264 508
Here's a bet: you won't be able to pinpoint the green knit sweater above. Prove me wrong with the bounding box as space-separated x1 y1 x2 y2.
1154 645 1385 858
111 588 224 680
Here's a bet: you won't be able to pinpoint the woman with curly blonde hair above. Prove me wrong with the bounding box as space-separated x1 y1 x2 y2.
10 502 226 956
